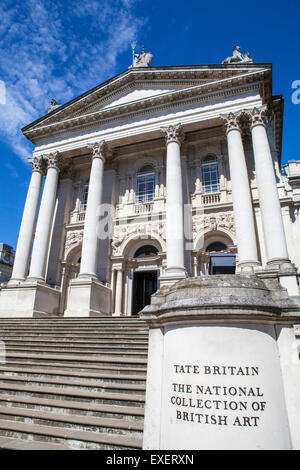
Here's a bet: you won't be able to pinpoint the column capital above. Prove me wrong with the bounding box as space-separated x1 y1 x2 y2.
88 140 107 161
45 151 62 172
242 106 268 130
60 160 73 180
160 123 184 145
220 111 241 134
31 155 46 175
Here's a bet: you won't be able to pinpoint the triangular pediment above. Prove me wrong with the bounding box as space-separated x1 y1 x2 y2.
22 64 272 139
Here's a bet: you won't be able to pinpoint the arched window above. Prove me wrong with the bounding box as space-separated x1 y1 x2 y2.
80 181 89 211
136 165 155 203
206 242 227 252
201 156 219 194
134 245 158 258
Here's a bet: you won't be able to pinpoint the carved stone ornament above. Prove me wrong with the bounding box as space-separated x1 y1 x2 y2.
46 151 62 171
65 230 83 256
220 112 241 134
132 46 153 67
88 140 107 161
222 46 254 64
243 107 268 130
160 123 185 145
111 222 165 256
192 212 235 239
31 155 45 174
60 161 73 180
46 99 60 114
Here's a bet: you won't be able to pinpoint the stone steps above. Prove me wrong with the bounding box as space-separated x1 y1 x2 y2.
0 394 144 419
0 316 149 449
4 351 148 367
0 366 146 383
0 419 142 449
0 405 144 434
0 375 146 393
2 360 147 375
4 346 148 356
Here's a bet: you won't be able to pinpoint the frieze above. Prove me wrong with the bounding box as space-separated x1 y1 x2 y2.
192 212 235 239
111 222 166 255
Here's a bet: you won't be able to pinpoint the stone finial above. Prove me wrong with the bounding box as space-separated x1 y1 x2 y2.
88 140 107 161
160 123 185 145
222 46 254 64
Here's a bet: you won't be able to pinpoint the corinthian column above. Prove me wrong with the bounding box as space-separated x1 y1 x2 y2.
9 156 45 284
28 152 61 282
79 141 106 279
160 123 186 276
220 112 259 271
247 107 291 268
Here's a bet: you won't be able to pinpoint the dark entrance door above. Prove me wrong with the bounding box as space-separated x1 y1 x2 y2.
132 270 158 315
209 253 236 274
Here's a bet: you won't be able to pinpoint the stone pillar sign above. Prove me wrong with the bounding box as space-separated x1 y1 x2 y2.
140 276 300 450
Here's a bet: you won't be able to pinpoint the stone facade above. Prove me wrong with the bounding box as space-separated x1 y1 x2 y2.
0 58 299 317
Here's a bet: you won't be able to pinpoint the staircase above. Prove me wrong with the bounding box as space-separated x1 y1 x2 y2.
0 317 149 450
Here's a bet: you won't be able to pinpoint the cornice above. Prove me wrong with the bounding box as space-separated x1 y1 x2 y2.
27 80 262 145
23 68 270 142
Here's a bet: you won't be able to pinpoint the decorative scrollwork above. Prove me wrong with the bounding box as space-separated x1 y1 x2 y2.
160 123 185 145
88 140 107 161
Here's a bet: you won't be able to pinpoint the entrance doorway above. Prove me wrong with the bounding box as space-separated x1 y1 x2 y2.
132 270 158 315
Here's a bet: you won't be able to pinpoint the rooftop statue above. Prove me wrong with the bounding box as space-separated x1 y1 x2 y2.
222 46 254 64
47 98 60 113
132 46 153 67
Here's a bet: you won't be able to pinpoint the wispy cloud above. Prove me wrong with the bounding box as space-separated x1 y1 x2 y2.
0 0 145 161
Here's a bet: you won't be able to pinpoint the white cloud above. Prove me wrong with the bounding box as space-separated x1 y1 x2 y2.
0 0 145 161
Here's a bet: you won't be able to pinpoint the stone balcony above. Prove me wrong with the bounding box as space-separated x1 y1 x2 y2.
69 211 86 224
116 198 165 219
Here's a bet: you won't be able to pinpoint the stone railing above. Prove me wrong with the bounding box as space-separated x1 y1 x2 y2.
134 202 154 214
69 211 86 224
201 193 221 205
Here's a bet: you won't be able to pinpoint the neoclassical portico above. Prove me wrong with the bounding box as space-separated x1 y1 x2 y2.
1 58 299 317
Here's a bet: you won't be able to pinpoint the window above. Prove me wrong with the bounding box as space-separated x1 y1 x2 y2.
80 182 89 211
206 242 236 274
206 242 227 252
136 165 155 203
202 157 219 194
134 245 159 258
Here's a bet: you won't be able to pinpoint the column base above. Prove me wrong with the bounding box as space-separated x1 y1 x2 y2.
159 267 187 288
267 258 296 272
238 260 261 274
0 281 60 317
64 277 112 317
7 278 25 287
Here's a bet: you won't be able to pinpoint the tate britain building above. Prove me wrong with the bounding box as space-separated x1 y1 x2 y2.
1 48 300 317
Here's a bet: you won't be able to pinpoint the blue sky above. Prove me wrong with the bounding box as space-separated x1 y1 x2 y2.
0 0 299 248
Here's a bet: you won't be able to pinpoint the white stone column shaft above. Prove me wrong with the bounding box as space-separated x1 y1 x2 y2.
221 113 259 270
248 107 290 264
28 153 61 281
160 124 186 275
79 141 106 279
114 268 123 315
9 156 44 282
